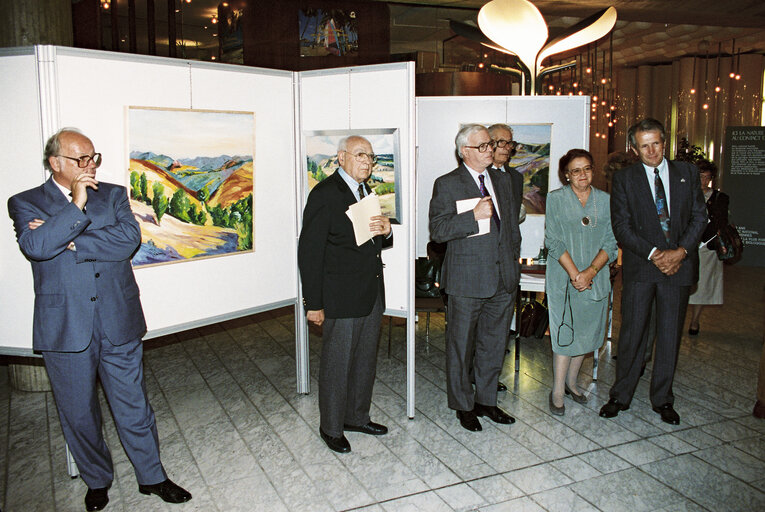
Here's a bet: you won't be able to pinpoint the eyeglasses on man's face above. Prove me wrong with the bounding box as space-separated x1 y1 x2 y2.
568 165 593 177
59 153 103 168
493 139 516 149
344 151 377 164
464 141 496 153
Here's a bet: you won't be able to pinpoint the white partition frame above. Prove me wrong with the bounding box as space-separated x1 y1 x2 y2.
416 96 591 257
0 48 419 417
295 63 417 416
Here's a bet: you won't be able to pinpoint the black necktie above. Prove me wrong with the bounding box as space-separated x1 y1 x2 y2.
654 168 670 243
478 174 500 231
358 183 365 200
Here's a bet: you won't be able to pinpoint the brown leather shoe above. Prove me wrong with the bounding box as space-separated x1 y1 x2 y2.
753 400 765 419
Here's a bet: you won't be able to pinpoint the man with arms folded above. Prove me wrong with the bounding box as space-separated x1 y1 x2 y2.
7 128 191 511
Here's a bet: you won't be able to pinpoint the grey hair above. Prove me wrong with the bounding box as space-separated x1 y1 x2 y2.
455 124 488 159
43 127 85 172
487 123 513 140
337 135 371 153
628 118 666 148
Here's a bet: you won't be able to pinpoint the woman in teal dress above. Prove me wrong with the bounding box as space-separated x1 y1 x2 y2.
545 149 618 415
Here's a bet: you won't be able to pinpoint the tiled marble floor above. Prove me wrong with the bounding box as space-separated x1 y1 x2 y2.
2 265 764 512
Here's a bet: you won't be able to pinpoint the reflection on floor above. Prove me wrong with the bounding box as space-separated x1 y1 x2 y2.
2 265 764 511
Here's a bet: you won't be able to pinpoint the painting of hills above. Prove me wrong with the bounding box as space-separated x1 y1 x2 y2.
506 124 551 215
304 128 401 223
127 107 255 267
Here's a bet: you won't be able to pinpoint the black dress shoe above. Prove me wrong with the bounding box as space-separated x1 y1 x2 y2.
320 428 351 453
653 403 680 425
474 403 515 424
85 487 109 511
599 398 629 418
456 409 482 431
138 479 192 504
497 382 507 392
344 421 388 435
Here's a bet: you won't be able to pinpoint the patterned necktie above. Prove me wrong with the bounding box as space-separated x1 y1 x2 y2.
358 183 365 200
478 174 500 231
654 168 670 243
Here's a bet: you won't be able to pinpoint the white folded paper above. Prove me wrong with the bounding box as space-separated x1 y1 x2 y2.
346 193 382 246
456 197 489 237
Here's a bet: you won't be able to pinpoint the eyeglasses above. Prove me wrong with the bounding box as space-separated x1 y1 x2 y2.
568 165 593 177
344 151 377 164
463 141 496 153
58 153 102 168
494 139 517 149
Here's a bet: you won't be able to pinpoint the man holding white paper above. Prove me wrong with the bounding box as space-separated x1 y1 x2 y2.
298 135 392 454
428 124 521 432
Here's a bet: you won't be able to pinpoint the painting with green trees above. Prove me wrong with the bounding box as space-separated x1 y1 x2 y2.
127 107 255 267
304 128 401 223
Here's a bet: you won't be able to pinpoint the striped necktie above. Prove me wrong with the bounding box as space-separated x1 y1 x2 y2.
654 168 670 243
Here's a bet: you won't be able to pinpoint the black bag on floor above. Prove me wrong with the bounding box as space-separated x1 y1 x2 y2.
520 299 548 338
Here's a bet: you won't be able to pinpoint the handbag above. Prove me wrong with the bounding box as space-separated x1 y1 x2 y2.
715 223 743 265
415 257 442 298
520 298 548 338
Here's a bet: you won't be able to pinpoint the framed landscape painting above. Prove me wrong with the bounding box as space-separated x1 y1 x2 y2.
127 107 255 267
506 124 551 215
304 128 401 223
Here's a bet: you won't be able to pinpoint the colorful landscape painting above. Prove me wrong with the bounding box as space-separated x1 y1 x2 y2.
304 129 401 223
299 9 359 57
128 107 255 267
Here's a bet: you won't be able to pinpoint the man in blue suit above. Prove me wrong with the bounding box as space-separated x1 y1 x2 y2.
600 118 706 425
8 128 191 511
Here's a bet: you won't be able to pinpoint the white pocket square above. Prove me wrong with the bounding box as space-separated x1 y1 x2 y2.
680 178 686 182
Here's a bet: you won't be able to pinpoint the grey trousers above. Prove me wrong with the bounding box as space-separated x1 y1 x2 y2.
319 292 384 437
610 280 690 407
446 289 514 411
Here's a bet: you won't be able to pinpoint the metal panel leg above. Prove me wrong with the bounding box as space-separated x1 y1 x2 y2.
387 316 393 357
66 443 79 478
593 349 599 381
425 312 431 349
515 286 522 372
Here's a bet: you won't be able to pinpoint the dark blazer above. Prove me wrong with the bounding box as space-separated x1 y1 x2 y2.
611 160 707 286
491 163 523 219
8 178 146 352
701 189 729 248
298 170 392 319
429 164 521 298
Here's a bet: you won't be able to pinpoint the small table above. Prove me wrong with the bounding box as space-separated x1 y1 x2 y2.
514 263 546 372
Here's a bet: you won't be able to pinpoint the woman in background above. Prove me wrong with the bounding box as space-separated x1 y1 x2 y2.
688 160 728 335
545 149 618 415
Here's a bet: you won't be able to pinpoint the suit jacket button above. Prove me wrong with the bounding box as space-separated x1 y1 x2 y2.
90 297 96 301
95 273 100 278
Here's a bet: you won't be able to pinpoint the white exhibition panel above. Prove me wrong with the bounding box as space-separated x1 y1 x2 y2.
299 64 414 317
0 48 299 354
416 96 590 258
0 50 43 353
53 50 297 337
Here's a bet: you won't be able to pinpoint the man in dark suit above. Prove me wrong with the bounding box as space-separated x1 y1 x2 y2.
600 118 706 425
487 123 526 224
428 124 521 432
7 128 191 511
298 135 392 453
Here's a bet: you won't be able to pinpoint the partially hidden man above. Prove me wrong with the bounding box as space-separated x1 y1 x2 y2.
428 124 521 432
298 135 392 453
7 128 191 512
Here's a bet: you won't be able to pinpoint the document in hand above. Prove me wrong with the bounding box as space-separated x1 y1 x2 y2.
456 197 489 237
346 193 382 246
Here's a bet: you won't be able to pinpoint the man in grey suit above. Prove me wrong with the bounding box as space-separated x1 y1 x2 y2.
487 123 526 224
298 135 392 453
600 118 706 425
8 128 191 511
429 124 521 431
